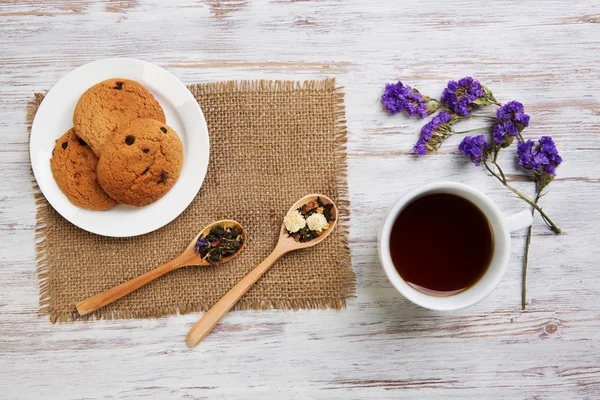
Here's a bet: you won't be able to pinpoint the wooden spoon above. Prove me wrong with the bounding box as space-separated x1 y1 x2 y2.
186 194 338 347
76 220 246 317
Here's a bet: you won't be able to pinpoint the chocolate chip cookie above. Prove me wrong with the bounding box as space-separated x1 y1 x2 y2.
50 128 118 210
73 78 166 156
97 118 184 207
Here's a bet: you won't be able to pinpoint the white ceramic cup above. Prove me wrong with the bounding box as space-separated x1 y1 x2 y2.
378 181 533 311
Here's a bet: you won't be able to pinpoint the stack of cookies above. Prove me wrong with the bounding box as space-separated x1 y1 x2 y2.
50 78 184 210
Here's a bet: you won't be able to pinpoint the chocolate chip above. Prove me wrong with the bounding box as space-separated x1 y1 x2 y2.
74 172 81 179
160 127 167 134
125 135 135 145
113 81 124 90
61 142 68 150
77 137 88 146
158 170 168 183
142 148 150 153
141 167 149 175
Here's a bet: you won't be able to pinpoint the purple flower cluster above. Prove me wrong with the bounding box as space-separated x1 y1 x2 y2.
440 76 485 116
493 101 530 145
195 235 209 253
413 112 453 155
413 139 428 156
382 81 428 119
458 135 490 166
517 136 562 177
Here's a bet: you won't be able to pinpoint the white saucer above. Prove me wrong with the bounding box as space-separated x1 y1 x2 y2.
30 58 210 237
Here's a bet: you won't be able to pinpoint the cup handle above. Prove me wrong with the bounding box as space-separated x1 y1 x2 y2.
504 209 533 233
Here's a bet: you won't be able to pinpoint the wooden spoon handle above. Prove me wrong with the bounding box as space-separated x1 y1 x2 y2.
76 254 194 316
186 247 285 347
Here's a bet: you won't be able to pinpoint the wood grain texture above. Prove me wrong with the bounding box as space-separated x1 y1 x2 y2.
0 0 599 398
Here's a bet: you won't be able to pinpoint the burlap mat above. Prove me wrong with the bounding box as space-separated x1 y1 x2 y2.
29 79 354 322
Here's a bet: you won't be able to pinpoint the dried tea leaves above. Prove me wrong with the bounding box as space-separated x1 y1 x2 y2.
195 225 244 266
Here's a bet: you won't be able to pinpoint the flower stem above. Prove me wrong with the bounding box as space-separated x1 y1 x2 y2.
453 127 489 134
491 161 507 183
469 115 497 121
492 148 499 163
482 162 561 234
522 190 541 310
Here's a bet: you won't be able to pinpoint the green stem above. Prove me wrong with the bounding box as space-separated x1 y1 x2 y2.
491 161 507 184
522 190 542 310
453 127 489 134
490 145 500 163
482 162 561 234
469 115 497 120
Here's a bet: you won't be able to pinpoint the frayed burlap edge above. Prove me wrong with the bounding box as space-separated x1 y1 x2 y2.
29 79 355 322
27 93 53 318
187 79 336 94
330 80 356 305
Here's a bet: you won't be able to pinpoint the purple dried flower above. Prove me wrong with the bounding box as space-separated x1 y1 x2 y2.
413 139 428 155
517 140 545 170
382 81 429 119
517 136 562 177
413 112 453 155
493 101 530 145
441 76 490 116
458 135 491 166
420 124 434 141
195 235 209 253
431 111 452 126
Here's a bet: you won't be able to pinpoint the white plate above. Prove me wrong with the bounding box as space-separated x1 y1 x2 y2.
30 58 210 237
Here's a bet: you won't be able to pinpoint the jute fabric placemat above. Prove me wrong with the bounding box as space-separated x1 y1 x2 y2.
28 79 354 322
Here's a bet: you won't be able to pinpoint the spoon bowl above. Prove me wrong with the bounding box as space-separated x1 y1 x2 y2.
277 194 338 250
186 194 338 347
189 219 247 266
76 220 246 316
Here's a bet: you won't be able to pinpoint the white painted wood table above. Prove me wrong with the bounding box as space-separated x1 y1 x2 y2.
1 1 599 398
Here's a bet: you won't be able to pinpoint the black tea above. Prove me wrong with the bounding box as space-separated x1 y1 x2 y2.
389 193 494 296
